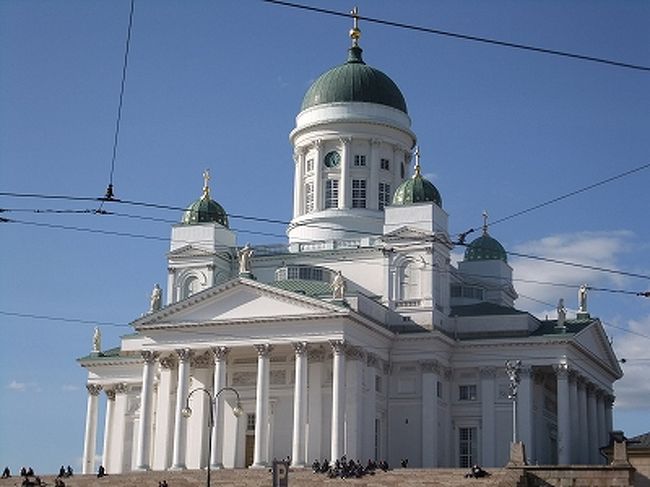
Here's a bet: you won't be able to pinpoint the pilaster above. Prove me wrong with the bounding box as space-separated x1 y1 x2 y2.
422 360 441 467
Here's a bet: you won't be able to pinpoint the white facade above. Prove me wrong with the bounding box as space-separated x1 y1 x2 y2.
78 34 622 474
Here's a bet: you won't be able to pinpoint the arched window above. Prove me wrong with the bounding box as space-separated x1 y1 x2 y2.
398 259 419 301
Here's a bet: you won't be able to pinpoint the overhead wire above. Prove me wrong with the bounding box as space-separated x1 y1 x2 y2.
262 0 650 72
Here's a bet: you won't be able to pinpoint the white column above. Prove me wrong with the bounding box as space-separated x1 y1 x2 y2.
136 351 158 470
368 139 380 210
555 363 571 464
186 363 210 469
82 383 102 474
517 366 533 461
111 383 129 474
605 395 614 439
569 372 579 464
307 348 324 463
597 390 607 463
293 148 304 218
211 346 229 469
345 346 364 460
291 342 308 467
101 388 115 472
252 344 272 468
313 140 323 211
587 383 598 464
577 377 589 464
339 137 351 209
364 354 378 461
171 348 192 469
422 361 441 467
479 367 496 467
152 356 177 470
330 340 346 462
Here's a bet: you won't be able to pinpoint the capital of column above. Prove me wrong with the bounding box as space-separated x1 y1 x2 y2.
86 383 103 396
371 138 382 147
308 347 326 362
443 368 452 380
105 389 116 401
254 343 273 358
366 352 379 369
114 383 128 394
212 346 230 362
605 394 616 407
191 350 212 369
329 339 346 355
421 360 441 374
345 345 365 361
479 366 497 379
586 382 596 396
159 355 177 369
553 362 570 379
312 138 323 149
292 342 308 356
141 350 159 364
339 136 352 146
168 267 176 275
175 348 193 363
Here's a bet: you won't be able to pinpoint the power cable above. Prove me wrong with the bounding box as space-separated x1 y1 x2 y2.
102 0 136 204
0 310 130 328
262 0 650 72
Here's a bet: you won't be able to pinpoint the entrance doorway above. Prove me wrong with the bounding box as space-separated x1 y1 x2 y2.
245 413 256 467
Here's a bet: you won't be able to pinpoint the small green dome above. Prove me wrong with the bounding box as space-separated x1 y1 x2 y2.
181 173 229 227
464 233 508 263
301 46 408 114
392 160 442 207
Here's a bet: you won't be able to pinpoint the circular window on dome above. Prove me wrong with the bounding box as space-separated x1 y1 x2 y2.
324 151 341 168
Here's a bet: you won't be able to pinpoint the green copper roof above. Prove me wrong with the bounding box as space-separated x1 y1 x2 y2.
181 176 229 227
392 164 442 207
301 46 408 113
464 233 507 263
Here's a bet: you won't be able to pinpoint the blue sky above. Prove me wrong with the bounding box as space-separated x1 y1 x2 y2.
1 0 649 474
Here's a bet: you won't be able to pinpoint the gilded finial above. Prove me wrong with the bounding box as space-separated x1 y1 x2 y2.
350 6 361 47
413 146 421 177
202 169 211 199
482 210 489 235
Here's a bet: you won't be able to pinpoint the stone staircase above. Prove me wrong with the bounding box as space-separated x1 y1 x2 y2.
0 468 523 487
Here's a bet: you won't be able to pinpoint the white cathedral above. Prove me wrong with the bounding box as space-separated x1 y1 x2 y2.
79 21 622 475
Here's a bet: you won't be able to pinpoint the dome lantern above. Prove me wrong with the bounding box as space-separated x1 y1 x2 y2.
181 169 229 227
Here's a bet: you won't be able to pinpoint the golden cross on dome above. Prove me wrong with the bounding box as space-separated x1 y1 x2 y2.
202 169 211 198
482 210 489 234
350 6 361 47
413 146 421 177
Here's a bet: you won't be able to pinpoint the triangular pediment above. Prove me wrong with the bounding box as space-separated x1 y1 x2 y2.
573 321 623 378
133 278 346 328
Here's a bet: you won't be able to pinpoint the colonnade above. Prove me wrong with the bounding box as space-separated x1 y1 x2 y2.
81 340 384 474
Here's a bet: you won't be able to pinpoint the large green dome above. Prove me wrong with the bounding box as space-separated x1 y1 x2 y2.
464 233 508 263
392 161 442 207
301 46 408 114
181 174 229 227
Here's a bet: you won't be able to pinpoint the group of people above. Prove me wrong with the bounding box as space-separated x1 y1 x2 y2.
57 466 73 478
465 464 490 479
311 456 390 479
1 467 10 479
157 481 168 487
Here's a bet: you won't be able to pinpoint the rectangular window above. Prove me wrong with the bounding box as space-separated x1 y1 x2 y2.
378 182 391 210
375 375 382 393
305 181 314 213
352 179 367 208
459 427 477 468
246 414 256 431
354 154 366 166
437 380 442 398
380 158 390 170
459 384 477 401
325 179 339 209
306 158 314 173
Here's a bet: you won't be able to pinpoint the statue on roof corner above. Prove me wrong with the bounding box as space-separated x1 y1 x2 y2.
238 243 254 275
149 283 162 313
557 298 567 327
331 270 346 299
578 284 588 313
92 326 101 353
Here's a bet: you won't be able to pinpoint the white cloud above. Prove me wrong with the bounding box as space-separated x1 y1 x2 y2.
612 315 650 410
510 231 632 315
7 380 27 391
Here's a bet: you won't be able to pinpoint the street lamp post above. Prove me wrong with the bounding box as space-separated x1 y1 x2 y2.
505 360 522 444
182 386 243 487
